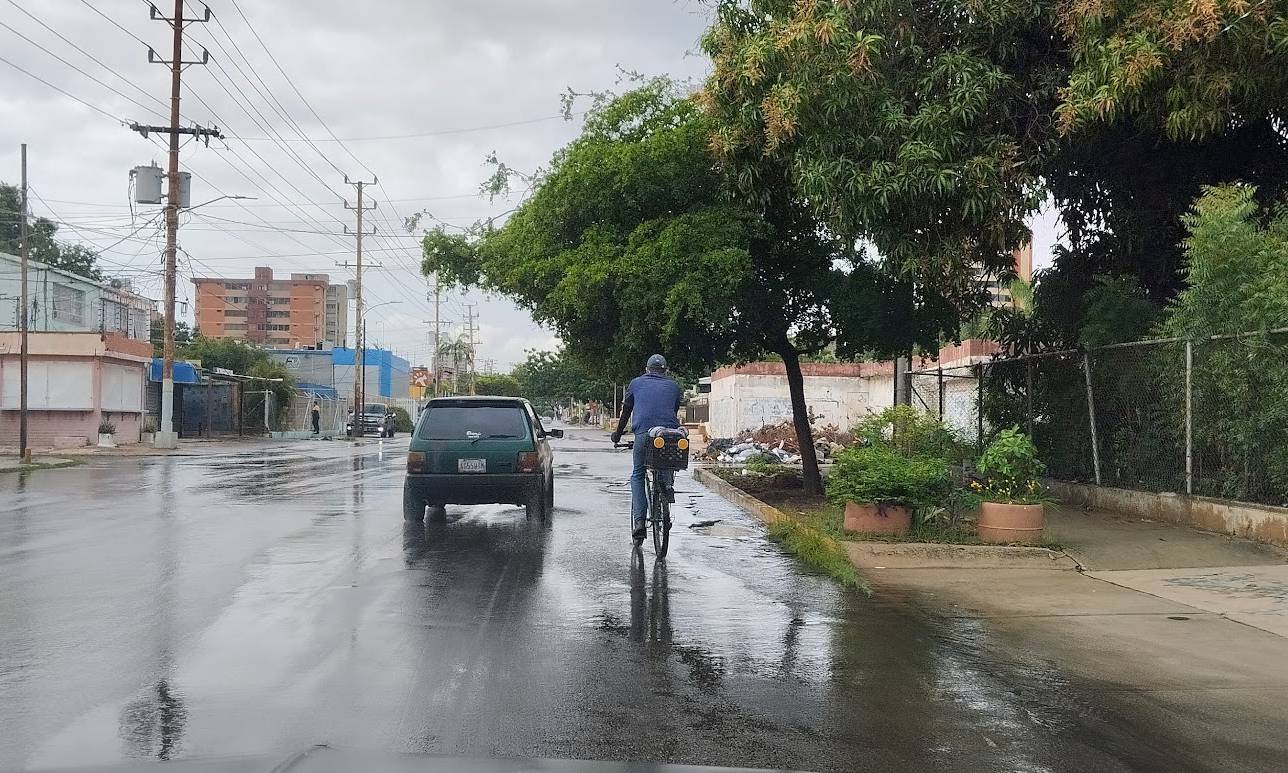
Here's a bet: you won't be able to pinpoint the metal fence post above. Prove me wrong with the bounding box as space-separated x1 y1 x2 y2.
937 365 944 418
1025 356 1034 437
1082 352 1102 485
975 362 985 455
1185 340 1193 495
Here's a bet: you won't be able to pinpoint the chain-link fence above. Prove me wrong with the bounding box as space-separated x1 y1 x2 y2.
908 329 1288 507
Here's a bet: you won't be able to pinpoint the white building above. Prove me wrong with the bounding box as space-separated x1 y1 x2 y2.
0 251 153 340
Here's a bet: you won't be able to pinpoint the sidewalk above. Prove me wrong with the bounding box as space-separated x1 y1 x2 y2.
864 506 1288 772
50 435 362 457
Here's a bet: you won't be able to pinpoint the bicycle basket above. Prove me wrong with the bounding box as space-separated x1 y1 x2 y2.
644 428 690 471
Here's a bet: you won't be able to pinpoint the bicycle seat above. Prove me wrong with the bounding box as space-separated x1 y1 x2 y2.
647 426 688 439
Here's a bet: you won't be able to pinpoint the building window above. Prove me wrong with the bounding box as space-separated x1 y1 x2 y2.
51 284 85 325
224 309 247 317
271 297 290 305
268 310 290 318
225 295 246 303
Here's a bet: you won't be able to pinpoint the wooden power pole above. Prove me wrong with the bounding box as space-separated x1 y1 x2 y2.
18 144 29 463
129 0 220 449
344 176 377 432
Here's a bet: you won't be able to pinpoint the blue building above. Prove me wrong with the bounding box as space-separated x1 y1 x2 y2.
268 347 411 400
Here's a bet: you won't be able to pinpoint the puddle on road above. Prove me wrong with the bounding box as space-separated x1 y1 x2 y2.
689 523 757 539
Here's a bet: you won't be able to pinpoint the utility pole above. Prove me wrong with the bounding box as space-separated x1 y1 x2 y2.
17 144 29 463
131 0 220 449
343 176 377 433
430 275 441 398
464 304 478 395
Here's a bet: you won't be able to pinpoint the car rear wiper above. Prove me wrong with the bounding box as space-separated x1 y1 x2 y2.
470 433 517 444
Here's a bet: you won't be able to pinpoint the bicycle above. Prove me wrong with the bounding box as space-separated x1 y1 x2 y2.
615 427 689 558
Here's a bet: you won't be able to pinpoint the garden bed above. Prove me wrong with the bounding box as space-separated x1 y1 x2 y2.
706 463 1058 548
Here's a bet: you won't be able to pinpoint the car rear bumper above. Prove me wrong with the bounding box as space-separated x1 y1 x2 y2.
404 473 541 505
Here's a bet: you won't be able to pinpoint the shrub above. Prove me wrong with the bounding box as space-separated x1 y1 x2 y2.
976 427 1046 504
390 406 414 433
854 405 967 462
826 445 953 509
97 421 116 435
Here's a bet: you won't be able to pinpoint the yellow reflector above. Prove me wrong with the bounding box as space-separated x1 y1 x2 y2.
653 436 665 449
677 438 689 450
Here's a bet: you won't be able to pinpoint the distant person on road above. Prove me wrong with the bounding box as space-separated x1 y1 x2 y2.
311 401 321 435
611 354 682 542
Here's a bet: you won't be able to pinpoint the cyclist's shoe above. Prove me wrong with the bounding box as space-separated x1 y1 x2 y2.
632 523 646 542
665 488 676 504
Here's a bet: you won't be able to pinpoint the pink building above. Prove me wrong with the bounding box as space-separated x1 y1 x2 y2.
0 332 151 449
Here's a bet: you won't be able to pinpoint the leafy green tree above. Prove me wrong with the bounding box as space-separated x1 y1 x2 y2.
150 319 193 358
473 373 522 397
1078 276 1160 349
510 349 612 413
1 182 103 279
423 81 960 494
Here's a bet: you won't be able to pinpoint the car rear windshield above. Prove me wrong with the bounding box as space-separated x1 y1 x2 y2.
363 404 386 413
417 405 530 440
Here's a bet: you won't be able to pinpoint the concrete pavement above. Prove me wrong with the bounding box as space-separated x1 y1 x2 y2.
0 429 1265 772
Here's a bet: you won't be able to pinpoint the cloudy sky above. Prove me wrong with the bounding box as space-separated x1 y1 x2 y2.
0 0 1060 370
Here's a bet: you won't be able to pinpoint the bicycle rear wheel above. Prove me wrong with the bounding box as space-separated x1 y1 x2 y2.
650 470 670 558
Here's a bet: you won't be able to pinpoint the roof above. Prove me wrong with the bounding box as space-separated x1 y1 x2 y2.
148 358 202 384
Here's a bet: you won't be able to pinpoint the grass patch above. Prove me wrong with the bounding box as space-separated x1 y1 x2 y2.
775 501 1064 550
766 518 869 594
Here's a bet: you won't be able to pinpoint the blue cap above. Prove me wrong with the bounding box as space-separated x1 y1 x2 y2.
646 354 668 372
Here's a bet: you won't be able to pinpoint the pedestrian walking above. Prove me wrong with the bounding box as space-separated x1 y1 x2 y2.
311 400 321 435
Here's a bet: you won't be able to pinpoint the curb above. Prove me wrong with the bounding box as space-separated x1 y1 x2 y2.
692 465 1079 571
0 457 83 474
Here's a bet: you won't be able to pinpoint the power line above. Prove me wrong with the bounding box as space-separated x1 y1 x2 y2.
224 112 587 142
0 52 122 121
0 17 167 121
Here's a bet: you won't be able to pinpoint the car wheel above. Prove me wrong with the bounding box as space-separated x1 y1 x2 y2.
545 473 554 511
525 484 546 519
403 484 426 523
427 505 447 522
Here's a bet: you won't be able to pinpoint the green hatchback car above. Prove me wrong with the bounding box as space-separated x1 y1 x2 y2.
403 396 563 522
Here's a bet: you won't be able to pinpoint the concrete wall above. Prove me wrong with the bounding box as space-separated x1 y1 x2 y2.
708 362 890 437
0 251 152 339
1050 481 1288 549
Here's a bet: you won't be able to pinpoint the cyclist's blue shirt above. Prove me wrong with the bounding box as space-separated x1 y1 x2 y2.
626 373 682 435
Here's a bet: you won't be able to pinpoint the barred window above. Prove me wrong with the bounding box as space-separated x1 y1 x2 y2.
52 284 85 325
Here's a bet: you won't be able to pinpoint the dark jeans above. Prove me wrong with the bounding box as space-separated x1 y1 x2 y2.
629 439 673 529
311 413 320 434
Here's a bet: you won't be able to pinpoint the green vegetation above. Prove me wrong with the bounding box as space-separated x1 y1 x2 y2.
472 373 522 397
509 349 612 413
826 445 953 510
1 183 104 279
422 79 961 496
765 518 867 594
976 428 1047 505
854 406 969 464
390 406 414 434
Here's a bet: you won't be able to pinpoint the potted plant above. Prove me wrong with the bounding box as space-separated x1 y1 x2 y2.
974 428 1047 544
97 420 117 448
140 416 158 444
827 446 952 535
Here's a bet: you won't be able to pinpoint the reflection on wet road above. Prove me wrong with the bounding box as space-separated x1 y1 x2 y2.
0 431 1195 771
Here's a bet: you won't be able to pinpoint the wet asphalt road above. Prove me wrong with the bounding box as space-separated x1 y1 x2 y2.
0 429 1202 772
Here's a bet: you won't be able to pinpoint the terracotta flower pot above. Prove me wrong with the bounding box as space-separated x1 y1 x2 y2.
843 501 911 536
976 501 1044 544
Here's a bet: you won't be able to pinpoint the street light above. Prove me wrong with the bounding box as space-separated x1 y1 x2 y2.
351 300 400 437
183 194 255 212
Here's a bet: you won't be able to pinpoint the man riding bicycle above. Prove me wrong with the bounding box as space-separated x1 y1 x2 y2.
611 354 683 542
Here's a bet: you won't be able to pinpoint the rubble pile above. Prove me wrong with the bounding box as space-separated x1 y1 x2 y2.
702 422 858 465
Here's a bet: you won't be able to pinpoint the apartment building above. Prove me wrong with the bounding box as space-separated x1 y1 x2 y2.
193 267 348 348
977 242 1034 307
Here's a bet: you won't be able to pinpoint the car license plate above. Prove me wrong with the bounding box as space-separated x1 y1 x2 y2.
458 458 486 473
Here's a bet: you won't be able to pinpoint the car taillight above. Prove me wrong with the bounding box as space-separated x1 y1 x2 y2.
407 451 425 473
516 451 540 473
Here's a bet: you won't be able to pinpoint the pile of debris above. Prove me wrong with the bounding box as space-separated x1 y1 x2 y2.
702 422 858 465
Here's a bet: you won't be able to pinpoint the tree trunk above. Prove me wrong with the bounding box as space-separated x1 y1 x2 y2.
780 346 823 496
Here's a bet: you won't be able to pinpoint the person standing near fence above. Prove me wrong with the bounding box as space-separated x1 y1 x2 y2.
311 401 321 436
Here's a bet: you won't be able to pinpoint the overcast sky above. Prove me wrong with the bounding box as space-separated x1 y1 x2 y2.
0 0 1060 370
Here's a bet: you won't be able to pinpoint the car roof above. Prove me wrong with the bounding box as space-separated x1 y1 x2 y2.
426 396 530 407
